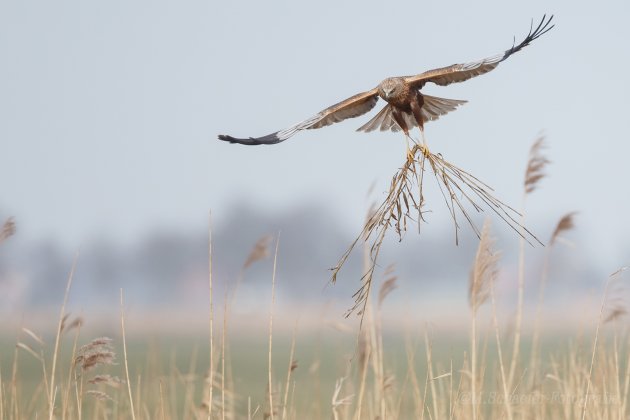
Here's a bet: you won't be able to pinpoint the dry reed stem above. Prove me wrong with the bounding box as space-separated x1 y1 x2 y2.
0 366 4 420
268 234 280 420
10 327 21 419
21 328 44 347
490 279 513 420
289 381 297 420
613 332 622 420
423 329 439 420
74 358 82 420
208 211 215 420
469 219 499 420
134 374 142 418
226 347 236 420
374 310 385 419
159 380 166 420
354 220 375 420
120 289 137 420
48 252 78 420
281 322 298 420
355 216 387 419
403 337 423 419
622 335 630 416
332 376 354 420
470 316 478 420
354 344 370 420
332 141 541 321
582 267 628 420
510 135 549 393
530 212 577 385
448 359 454 420
16 342 42 362
376 266 398 419
182 345 199 420
205 234 271 419
62 325 82 420
421 357 430 419
510 222 526 392
222 296 227 420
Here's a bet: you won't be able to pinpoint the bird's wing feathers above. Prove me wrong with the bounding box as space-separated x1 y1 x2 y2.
404 15 554 88
421 95 468 122
217 89 379 145
355 105 396 133
309 90 380 129
357 95 467 133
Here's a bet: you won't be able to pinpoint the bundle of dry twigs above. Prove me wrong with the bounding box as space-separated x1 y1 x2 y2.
331 142 541 319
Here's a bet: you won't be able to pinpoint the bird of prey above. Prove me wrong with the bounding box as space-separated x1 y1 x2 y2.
218 15 553 147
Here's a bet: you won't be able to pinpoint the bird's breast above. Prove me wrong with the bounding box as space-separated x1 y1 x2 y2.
385 87 416 112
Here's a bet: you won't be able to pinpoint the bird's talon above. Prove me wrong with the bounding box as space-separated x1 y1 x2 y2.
406 148 416 163
422 145 431 158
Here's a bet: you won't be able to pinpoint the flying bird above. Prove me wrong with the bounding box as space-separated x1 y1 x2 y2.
218 15 554 147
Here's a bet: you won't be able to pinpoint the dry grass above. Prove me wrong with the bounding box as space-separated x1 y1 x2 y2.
2 138 628 419
510 135 551 392
1 233 629 419
243 235 273 270
530 212 578 381
0 218 16 244
332 140 541 320
468 219 500 420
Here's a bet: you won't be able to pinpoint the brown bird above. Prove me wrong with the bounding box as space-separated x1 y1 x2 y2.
218 15 553 149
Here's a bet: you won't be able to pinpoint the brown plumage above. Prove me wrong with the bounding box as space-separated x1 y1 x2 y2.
218 16 554 146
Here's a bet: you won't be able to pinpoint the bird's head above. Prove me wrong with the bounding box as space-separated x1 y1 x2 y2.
378 78 403 101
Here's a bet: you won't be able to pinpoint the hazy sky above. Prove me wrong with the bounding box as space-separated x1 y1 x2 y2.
1 0 629 270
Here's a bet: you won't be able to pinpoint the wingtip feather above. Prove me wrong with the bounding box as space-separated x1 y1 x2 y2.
502 14 554 62
217 132 282 146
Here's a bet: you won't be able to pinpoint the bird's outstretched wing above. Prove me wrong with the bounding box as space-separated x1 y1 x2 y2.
404 15 554 88
218 89 379 145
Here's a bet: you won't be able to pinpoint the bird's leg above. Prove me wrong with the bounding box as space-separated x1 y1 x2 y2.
391 109 415 162
404 133 417 163
419 127 430 158
410 97 429 157
405 134 413 162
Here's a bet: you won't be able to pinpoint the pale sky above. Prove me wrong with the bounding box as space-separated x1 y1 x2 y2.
1 0 629 270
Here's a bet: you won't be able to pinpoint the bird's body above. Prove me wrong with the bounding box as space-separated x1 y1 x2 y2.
376 77 424 133
378 77 414 110
218 16 554 146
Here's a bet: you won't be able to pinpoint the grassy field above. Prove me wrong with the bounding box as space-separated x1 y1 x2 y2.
1 269 628 419
1 141 628 419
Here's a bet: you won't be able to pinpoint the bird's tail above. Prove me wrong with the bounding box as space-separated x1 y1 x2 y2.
357 95 467 133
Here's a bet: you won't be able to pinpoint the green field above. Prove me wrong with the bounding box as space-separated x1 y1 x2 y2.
2 308 628 419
